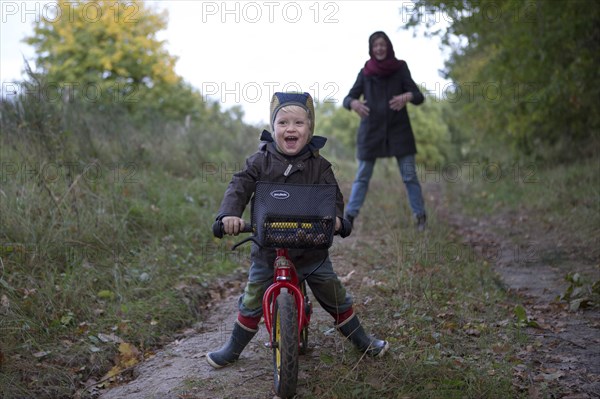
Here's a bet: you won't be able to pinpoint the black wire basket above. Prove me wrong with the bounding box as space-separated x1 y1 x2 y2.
252 182 337 249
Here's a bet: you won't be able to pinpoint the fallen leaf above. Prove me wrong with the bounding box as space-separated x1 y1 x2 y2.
33 351 50 359
117 342 141 368
569 298 591 312
534 371 565 381
101 342 141 381
465 328 481 337
1 294 9 308
97 332 123 343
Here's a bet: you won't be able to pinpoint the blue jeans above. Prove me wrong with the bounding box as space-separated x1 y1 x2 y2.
345 155 425 218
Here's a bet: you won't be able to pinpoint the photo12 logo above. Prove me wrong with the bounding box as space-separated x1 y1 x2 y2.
200 162 242 183
200 1 340 24
399 1 538 25
2 82 139 104
201 81 339 105
397 240 539 265
420 81 541 104
1 161 138 185
1 1 140 23
415 161 538 184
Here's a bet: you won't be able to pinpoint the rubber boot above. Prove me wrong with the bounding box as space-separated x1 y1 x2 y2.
206 320 257 368
416 214 427 232
336 314 389 357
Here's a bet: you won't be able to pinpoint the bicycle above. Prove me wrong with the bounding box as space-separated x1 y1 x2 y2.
212 182 350 398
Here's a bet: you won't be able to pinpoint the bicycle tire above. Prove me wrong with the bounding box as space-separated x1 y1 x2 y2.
272 288 299 399
300 282 310 355
299 322 309 356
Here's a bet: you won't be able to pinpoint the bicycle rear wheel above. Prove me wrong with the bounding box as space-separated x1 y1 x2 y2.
272 288 299 399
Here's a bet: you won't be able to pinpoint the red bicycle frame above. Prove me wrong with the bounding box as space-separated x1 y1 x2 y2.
262 248 310 347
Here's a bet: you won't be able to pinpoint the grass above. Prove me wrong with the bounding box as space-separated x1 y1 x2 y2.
444 157 599 249
0 159 244 397
291 169 528 398
444 155 600 295
319 154 597 398
2 93 597 398
0 97 256 398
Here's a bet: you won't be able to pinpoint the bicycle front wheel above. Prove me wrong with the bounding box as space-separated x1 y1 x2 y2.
300 281 310 355
272 288 299 399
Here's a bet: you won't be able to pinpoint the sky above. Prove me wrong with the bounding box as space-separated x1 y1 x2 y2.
1 0 451 125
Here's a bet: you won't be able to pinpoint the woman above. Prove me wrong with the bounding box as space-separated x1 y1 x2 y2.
343 31 427 230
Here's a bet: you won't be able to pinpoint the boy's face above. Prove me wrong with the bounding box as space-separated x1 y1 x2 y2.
273 108 311 156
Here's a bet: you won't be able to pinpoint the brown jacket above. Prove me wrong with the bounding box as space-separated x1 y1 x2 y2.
216 130 344 268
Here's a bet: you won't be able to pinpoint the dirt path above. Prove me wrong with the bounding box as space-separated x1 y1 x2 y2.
433 183 600 398
98 183 599 398
97 241 358 399
98 292 270 399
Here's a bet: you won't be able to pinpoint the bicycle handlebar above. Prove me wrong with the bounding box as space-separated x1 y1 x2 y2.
212 220 253 239
212 218 352 239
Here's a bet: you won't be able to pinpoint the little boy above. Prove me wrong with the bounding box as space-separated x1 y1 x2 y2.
207 92 389 368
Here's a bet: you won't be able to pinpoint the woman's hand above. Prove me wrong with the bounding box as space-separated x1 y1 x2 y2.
222 216 245 235
389 92 413 111
351 99 370 118
335 217 342 232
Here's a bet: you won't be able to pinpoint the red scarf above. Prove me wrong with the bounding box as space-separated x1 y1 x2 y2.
363 58 404 77
363 31 404 77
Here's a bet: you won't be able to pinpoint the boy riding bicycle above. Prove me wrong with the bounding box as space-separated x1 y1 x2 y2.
207 92 389 368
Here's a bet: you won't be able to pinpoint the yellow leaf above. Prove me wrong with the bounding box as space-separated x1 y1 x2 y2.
101 341 141 382
104 364 121 380
118 342 141 368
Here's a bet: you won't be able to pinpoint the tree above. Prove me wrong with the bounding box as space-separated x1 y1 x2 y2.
403 0 600 159
24 0 188 118
409 94 451 166
314 101 359 159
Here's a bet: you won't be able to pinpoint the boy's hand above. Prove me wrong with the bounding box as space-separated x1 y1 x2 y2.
222 216 245 236
336 217 352 238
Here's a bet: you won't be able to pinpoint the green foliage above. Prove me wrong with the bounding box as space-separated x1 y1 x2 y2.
559 272 600 311
315 94 452 166
23 0 196 120
0 61 257 397
311 179 525 399
314 101 359 159
410 93 452 166
514 305 540 328
404 0 600 160
445 153 599 313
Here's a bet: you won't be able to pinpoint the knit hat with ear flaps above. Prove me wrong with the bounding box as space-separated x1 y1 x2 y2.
270 92 315 136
